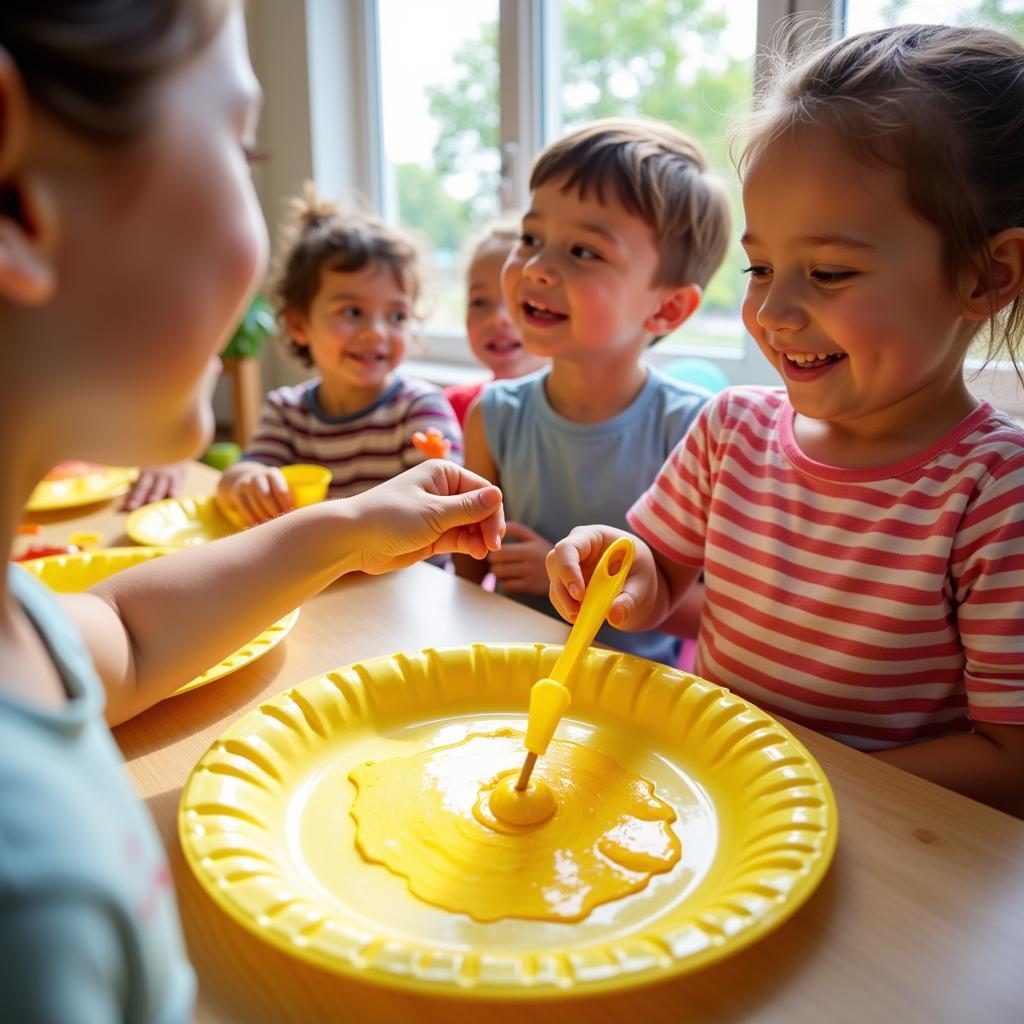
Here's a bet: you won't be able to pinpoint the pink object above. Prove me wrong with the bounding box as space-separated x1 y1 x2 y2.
677 638 697 673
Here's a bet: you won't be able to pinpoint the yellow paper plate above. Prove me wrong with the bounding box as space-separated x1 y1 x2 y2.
26 466 138 512
126 494 240 547
180 644 837 1000
20 547 298 697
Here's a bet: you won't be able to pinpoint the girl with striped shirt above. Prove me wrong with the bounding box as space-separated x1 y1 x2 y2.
217 189 462 524
546 24 1024 815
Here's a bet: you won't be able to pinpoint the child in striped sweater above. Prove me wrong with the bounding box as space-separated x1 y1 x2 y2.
217 189 462 524
547 24 1024 815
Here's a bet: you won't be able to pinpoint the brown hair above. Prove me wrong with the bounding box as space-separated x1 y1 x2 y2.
530 117 731 291
736 23 1024 375
270 184 425 366
0 0 228 143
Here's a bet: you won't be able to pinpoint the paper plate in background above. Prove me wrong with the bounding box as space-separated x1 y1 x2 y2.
20 547 298 697
126 495 241 547
180 643 837 1000
26 466 138 512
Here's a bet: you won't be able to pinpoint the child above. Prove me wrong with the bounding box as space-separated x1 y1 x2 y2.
457 118 731 667
0 2 504 1018
547 25 1024 815
217 191 463 525
444 220 548 427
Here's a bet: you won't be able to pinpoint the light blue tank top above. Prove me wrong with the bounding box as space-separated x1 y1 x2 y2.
0 566 195 1023
483 365 708 666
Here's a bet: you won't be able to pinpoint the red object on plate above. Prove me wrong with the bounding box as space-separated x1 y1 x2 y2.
12 544 79 562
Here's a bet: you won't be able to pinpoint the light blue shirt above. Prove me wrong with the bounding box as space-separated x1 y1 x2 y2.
0 566 195 1024
483 365 708 666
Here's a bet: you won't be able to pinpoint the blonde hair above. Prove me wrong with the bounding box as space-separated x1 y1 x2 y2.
269 184 425 366
460 217 520 285
735 23 1024 375
530 117 731 290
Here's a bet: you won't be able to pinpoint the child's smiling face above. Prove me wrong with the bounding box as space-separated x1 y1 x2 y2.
465 239 546 379
23 2 267 470
501 180 674 364
286 263 412 415
740 128 975 446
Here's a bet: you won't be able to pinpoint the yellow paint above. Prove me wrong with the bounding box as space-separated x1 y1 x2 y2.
349 728 680 923
484 773 556 827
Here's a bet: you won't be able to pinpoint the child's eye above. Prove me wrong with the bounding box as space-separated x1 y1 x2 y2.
571 245 600 261
469 297 491 311
742 264 771 280
337 305 362 319
811 269 856 285
388 310 410 325
519 233 539 249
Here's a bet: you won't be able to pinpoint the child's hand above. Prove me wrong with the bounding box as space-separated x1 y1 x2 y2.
346 460 504 574
216 462 294 526
546 526 661 629
486 521 552 594
121 463 186 511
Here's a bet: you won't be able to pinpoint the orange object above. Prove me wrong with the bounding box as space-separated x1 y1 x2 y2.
17 523 42 535
411 427 451 459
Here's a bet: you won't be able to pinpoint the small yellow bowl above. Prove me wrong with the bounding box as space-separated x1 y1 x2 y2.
280 464 331 507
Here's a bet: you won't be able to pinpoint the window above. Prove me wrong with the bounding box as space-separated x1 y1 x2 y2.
555 0 757 357
377 0 500 335
844 0 1024 35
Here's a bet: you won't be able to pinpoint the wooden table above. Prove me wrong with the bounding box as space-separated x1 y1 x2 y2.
22 464 1024 1023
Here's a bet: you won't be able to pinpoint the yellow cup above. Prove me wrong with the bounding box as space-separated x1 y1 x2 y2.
280 464 332 507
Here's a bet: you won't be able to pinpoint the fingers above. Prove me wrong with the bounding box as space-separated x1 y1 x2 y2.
606 592 636 627
432 524 489 561
545 539 586 620
121 475 158 512
121 464 188 510
445 484 504 552
232 469 294 524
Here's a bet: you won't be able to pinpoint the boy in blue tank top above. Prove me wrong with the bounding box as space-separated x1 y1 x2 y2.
456 118 731 665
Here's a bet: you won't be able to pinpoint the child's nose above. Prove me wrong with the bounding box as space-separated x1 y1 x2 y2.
359 316 387 339
755 283 806 332
490 302 514 327
523 251 558 286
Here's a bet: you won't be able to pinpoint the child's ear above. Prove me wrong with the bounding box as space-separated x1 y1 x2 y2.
963 228 1024 321
283 309 310 347
645 284 702 336
0 48 56 307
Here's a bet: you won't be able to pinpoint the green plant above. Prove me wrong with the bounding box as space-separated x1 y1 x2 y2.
221 294 274 360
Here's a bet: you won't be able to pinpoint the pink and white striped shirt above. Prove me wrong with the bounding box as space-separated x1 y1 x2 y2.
627 387 1024 750
243 376 463 499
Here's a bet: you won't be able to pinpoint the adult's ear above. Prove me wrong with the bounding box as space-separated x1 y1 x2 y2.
963 228 1024 322
645 283 701 336
0 46 56 307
